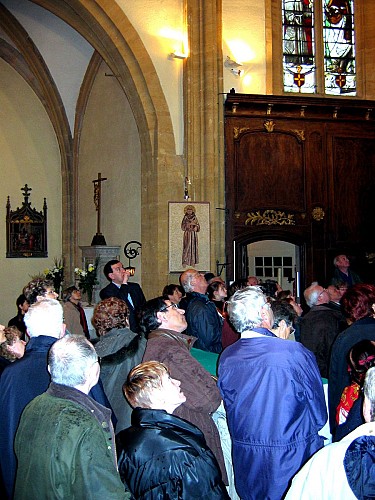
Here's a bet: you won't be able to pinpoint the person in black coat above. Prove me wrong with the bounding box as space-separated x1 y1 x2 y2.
329 284 375 439
117 361 229 499
99 260 146 332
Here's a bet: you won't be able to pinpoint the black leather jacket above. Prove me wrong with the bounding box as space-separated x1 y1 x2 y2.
117 408 229 499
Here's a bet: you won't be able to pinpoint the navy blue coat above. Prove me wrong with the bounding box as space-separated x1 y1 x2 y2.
218 334 327 500
185 292 223 353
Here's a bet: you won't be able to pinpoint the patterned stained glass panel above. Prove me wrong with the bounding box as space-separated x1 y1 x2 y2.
323 0 356 95
282 0 316 93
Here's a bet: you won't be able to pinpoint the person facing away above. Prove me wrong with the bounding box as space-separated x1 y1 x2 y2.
117 361 229 499
218 286 327 500
300 281 346 378
92 297 146 434
180 268 223 353
286 366 375 500
14 335 129 499
99 259 146 332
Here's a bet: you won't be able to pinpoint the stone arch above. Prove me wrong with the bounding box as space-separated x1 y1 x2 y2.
30 1 179 291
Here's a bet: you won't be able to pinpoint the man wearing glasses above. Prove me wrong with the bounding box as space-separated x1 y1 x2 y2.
139 296 227 482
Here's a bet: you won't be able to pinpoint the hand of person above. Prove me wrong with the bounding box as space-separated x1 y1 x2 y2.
122 269 131 284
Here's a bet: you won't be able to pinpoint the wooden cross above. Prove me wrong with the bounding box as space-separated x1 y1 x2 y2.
91 172 107 245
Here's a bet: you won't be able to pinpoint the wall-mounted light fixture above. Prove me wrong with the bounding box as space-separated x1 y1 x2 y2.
170 51 188 60
224 56 243 77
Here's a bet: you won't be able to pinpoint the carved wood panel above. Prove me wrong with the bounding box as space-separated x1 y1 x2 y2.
225 93 375 285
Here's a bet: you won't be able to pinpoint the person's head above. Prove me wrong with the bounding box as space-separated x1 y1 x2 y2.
162 284 183 305
275 290 291 301
180 269 208 294
283 296 303 317
227 286 273 333
334 254 350 270
123 361 186 414
62 286 82 304
227 278 248 299
327 284 342 303
348 340 375 385
140 297 187 335
16 294 29 315
247 276 259 286
304 282 330 307
207 281 227 302
92 297 129 336
48 335 99 393
23 278 58 304
103 259 128 285
271 301 297 339
363 367 375 422
341 283 375 323
259 279 279 299
0 326 26 361
24 299 65 339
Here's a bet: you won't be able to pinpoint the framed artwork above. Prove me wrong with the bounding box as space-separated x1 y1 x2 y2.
6 184 48 258
168 201 210 273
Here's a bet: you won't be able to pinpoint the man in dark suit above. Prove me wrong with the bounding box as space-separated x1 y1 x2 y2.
99 260 146 332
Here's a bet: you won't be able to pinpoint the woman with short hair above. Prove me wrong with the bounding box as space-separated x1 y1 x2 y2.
92 297 146 434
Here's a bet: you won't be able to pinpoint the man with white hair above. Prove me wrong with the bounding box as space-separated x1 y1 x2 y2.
300 282 346 378
286 366 375 499
0 299 64 498
218 287 327 500
0 299 111 498
14 336 129 499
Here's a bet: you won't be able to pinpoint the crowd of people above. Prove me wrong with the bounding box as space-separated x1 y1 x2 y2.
1 254 375 499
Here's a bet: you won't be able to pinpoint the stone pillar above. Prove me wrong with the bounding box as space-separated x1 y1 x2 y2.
184 0 226 277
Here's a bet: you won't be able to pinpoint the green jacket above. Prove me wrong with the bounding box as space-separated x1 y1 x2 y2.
14 383 130 499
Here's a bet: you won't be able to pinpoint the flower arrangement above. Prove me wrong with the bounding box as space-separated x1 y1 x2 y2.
74 258 99 305
44 258 64 296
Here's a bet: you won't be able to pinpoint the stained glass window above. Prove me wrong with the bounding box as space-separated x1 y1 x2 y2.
282 0 356 95
323 0 356 95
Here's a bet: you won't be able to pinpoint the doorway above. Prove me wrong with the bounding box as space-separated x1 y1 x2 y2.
247 240 301 300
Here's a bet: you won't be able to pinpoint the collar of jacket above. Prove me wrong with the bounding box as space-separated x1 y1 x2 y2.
148 328 196 350
190 291 210 303
132 407 203 438
26 335 57 353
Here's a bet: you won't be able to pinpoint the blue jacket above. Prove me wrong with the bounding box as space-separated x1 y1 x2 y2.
218 334 327 500
185 292 223 353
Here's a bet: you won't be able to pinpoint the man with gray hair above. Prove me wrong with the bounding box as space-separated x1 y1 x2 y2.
14 336 129 499
300 282 346 378
180 268 222 353
218 287 327 500
286 366 375 499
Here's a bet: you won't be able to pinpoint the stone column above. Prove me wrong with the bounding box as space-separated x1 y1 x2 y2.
184 0 226 277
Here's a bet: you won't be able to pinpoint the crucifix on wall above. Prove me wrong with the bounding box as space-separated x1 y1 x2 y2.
91 172 107 246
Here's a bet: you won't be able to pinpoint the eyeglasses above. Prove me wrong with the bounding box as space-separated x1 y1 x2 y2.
289 326 296 336
318 288 328 297
160 303 179 312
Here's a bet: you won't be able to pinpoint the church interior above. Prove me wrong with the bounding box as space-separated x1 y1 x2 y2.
1 0 375 321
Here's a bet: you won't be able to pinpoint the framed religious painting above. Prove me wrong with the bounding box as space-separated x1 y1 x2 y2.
168 201 210 273
6 184 48 258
